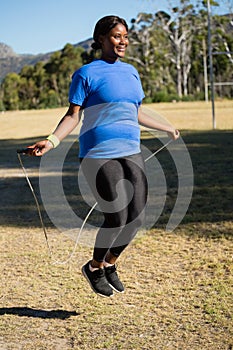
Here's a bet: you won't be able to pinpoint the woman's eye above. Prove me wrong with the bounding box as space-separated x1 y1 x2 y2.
114 35 128 40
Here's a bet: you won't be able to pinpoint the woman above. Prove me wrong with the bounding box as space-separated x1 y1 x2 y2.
29 15 180 298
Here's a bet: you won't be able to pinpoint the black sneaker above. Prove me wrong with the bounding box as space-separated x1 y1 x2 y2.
104 265 125 293
81 261 113 298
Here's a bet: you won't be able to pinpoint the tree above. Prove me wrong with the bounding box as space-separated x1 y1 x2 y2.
211 13 233 97
2 73 21 110
154 1 199 98
1 3 232 111
196 0 233 98
44 44 84 107
127 13 176 100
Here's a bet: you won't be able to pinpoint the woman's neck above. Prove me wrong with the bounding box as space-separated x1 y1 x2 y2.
100 54 119 63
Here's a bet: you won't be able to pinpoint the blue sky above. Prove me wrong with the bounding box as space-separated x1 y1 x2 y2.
0 0 230 55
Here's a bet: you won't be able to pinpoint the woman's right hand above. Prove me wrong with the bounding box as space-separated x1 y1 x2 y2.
26 139 54 157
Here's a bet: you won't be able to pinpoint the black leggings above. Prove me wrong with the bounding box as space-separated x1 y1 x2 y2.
80 153 148 262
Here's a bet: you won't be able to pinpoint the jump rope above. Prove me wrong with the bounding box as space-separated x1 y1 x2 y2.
17 138 173 265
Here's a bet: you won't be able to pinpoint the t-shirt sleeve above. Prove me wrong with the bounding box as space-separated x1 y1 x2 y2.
132 67 145 104
68 69 88 106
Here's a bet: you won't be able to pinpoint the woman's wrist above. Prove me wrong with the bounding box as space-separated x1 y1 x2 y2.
46 134 60 148
165 125 175 133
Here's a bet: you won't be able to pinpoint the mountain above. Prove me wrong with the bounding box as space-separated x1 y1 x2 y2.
0 44 51 83
0 43 16 58
0 39 92 83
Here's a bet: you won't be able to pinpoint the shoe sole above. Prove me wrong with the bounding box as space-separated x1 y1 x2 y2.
81 266 113 298
107 282 125 293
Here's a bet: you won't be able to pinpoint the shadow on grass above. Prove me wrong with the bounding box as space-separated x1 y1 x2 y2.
0 307 79 319
0 131 233 236
0 136 93 228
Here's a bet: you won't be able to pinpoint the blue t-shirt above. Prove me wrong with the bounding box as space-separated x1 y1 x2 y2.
69 59 144 158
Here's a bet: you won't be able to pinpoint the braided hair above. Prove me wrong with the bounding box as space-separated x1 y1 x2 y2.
91 15 128 50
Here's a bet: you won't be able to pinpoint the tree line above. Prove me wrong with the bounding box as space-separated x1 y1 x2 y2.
0 0 232 111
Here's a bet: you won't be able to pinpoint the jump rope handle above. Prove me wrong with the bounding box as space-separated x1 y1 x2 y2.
17 148 34 155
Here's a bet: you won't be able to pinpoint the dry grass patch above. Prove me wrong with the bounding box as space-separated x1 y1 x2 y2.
0 100 232 141
0 223 232 350
145 100 233 130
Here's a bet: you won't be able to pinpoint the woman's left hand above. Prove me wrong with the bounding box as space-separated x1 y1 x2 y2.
167 129 180 141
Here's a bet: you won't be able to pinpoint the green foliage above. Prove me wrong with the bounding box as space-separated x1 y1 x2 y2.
2 73 21 110
127 0 232 102
0 44 84 110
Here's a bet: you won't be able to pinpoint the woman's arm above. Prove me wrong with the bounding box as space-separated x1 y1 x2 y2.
138 108 180 140
51 103 82 140
28 103 82 156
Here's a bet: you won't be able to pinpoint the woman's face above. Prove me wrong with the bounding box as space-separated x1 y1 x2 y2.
99 23 129 62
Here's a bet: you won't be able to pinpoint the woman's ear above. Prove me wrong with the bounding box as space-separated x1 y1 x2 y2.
98 34 104 45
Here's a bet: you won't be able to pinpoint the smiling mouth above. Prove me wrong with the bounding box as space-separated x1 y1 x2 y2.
117 46 126 51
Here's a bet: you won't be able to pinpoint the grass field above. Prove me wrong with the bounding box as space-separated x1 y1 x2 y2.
0 100 232 140
0 101 233 350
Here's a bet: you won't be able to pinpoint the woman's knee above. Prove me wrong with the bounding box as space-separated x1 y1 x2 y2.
127 209 146 229
103 210 128 229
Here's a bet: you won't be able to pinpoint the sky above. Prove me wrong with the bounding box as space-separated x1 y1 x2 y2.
0 0 231 55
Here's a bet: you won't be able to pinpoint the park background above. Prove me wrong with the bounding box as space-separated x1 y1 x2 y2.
0 0 233 349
